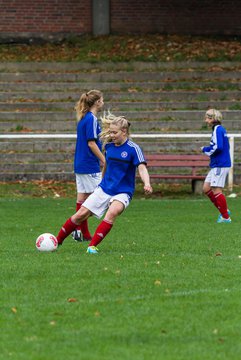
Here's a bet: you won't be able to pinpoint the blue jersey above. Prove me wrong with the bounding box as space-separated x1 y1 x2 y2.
74 111 102 174
99 139 146 198
202 124 231 168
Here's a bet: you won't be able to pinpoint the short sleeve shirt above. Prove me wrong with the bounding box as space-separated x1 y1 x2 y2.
74 111 102 174
99 139 146 198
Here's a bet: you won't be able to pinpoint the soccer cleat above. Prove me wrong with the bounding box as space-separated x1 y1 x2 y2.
72 230 92 242
217 209 231 222
86 246 99 254
217 216 231 223
72 230 83 242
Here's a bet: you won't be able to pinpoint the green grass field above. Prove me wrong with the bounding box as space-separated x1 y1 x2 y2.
1 196 241 360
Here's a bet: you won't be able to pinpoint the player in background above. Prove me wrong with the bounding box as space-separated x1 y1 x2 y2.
56 113 153 254
201 109 231 223
72 90 105 242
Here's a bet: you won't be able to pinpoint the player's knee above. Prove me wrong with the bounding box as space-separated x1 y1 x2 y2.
106 208 118 221
73 207 89 224
203 183 210 194
106 204 124 221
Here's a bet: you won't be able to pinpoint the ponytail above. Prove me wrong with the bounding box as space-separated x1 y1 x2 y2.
75 90 103 120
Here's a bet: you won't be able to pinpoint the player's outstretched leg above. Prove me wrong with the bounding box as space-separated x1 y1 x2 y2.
215 193 231 223
72 201 92 242
57 217 78 245
86 220 113 254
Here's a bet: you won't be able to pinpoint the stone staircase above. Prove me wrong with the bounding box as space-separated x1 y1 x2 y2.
0 61 241 182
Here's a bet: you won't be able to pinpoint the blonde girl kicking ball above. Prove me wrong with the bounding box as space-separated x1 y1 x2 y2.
201 109 231 223
56 113 153 254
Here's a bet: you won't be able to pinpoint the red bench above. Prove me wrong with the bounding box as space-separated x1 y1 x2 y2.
143 154 209 193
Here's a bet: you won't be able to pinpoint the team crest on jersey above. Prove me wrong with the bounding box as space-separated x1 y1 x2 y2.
121 151 128 158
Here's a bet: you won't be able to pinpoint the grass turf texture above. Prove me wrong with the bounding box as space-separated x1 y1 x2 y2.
1 197 241 360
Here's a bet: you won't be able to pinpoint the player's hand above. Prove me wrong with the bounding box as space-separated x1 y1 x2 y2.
200 146 204 152
144 185 153 194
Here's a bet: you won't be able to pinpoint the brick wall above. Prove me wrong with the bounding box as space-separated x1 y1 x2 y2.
0 0 241 40
111 0 241 35
0 0 91 33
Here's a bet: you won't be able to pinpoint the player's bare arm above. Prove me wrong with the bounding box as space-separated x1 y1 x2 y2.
88 140 106 165
138 163 153 194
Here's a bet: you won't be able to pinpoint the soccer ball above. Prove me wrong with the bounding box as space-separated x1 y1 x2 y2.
36 233 58 252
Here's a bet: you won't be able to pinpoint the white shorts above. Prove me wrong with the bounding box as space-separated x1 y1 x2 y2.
205 167 230 188
75 173 102 193
82 186 131 219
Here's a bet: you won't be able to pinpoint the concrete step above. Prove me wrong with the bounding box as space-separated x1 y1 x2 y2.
0 172 74 182
0 152 73 163
2 137 241 157
0 60 240 182
1 159 241 183
1 162 73 173
0 81 240 92
1 120 240 133
1 70 241 82
0 91 240 102
0 61 240 72
2 135 241 183
0 140 199 154
0 110 240 121
0 100 240 111
2 159 241 173
2 140 241 161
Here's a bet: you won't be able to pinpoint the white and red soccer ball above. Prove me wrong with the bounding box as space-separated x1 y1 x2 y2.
36 233 58 252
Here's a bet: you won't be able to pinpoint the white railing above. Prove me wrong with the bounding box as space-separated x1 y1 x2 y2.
1 133 241 191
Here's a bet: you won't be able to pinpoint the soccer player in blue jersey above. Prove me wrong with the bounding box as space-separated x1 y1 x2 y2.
72 90 106 241
56 113 153 253
201 109 231 223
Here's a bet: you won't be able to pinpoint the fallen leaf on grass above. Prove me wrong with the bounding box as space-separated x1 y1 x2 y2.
218 337 225 343
67 298 78 303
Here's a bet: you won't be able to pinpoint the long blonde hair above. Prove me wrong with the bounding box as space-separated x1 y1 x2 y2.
75 90 103 120
100 112 131 145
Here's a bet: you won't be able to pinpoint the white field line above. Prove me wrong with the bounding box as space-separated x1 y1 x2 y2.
78 287 235 304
